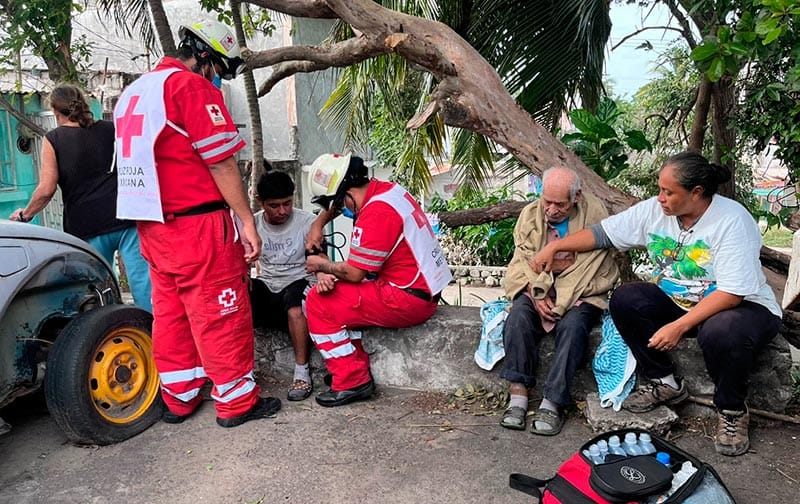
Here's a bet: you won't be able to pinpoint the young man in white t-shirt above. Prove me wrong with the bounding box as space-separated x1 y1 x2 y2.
250 170 335 401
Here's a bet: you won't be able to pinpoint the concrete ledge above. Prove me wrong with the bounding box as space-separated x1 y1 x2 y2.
255 306 793 413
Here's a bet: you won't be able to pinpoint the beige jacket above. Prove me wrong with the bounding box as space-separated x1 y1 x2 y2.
503 191 619 315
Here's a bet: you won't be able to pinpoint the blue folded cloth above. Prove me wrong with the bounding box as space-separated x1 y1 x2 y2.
474 300 511 371
592 310 636 411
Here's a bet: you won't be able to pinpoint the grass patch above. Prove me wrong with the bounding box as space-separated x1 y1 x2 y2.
762 226 793 248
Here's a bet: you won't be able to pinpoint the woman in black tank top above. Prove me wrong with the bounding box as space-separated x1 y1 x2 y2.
9 84 152 311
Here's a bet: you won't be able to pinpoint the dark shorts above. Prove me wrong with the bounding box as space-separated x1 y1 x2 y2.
249 278 310 329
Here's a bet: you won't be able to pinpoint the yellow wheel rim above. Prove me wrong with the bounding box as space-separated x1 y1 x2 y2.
87 327 160 424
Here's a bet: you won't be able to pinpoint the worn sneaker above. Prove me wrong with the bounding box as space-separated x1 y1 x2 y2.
622 377 688 413
715 408 750 456
216 397 282 428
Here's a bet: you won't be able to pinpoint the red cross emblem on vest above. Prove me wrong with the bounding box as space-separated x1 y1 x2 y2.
116 96 144 158
404 193 434 237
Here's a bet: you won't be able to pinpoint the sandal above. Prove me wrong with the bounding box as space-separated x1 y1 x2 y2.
500 406 527 431
287 379 313 401
530 408 565 436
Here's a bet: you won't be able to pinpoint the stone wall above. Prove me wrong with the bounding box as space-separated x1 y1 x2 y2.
449 265 507 288
254 306 793 414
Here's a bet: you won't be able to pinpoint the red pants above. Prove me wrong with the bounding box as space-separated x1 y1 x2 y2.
306 279 437 391
138 210 260 419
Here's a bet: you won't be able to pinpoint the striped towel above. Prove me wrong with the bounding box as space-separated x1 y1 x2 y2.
592 310 636 411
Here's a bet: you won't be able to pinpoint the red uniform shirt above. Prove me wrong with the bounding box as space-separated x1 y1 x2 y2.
347 180 431 292
152 57 246 214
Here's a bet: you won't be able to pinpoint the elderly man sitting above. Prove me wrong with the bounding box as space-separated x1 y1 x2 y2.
499 166 618 435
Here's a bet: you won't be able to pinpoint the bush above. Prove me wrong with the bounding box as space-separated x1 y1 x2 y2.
429 185 528 266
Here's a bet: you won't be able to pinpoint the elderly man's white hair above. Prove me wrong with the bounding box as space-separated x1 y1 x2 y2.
541 166 581 201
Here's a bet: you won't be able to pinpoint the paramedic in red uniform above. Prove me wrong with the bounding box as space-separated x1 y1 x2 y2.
112 20 280 427
304 153 452 407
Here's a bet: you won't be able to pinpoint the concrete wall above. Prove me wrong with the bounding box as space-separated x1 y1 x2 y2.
256 306 794 414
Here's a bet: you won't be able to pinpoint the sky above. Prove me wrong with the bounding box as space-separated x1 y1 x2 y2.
604 2 683 98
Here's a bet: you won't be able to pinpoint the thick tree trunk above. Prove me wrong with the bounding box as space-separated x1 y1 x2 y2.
711 77 737 198
148 0 176 56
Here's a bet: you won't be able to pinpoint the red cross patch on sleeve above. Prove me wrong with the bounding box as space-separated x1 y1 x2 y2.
206 104 227 126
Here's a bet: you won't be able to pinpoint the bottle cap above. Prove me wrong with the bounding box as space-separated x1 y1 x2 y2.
624 432 638 444
640 432 652 442
656 452 671 466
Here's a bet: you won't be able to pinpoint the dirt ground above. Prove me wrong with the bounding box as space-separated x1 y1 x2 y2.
1 374 798 504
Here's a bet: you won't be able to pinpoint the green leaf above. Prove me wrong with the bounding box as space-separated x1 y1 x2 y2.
763 27 783 45
593 122 618 140
766 87 781 101
724 56 739 75
691 42 719 62
560 132 584 144
739 31 757 43
718 26 731 43
728 42 750 56
708 57 726 82
755 17 779 37
623 130 653 151
569 109 596 134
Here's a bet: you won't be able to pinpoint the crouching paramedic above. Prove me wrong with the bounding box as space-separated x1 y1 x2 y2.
304 153 452 407
113 19 280 427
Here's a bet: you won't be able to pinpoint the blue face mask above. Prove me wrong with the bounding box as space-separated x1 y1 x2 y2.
211 74 222 89
340 207 355 220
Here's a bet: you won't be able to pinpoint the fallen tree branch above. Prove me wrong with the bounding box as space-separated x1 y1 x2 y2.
439 201 528 228
687 396 800 425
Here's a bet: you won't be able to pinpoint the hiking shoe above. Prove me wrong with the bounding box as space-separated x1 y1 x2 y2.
622 377 688 413
216 397 282 428
715 408 750 456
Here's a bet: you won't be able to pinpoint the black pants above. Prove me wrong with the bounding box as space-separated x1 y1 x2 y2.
609 282 781 410
499 293 601 406
249 278 309 330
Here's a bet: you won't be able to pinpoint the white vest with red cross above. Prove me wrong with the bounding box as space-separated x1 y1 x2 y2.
367 184 452 294
113 68 180 222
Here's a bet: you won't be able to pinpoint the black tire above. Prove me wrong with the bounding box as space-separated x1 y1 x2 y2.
45 305 163 445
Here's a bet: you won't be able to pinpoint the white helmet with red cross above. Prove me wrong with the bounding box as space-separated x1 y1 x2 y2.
178 20 245 80
307 153 351 204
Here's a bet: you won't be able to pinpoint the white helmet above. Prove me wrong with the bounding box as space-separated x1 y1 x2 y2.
178 20 245 80
308 153 351 209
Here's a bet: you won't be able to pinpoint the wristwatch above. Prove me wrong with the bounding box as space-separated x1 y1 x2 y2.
17 210 30 223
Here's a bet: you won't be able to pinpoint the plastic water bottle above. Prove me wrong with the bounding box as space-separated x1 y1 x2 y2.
655 452 671 467
597 439 609 460
638 432 657 455
583 449 592 460
672 461 698 492
623 432 644 456
649 461 698 503
607 435 626 456
588 444 605 464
